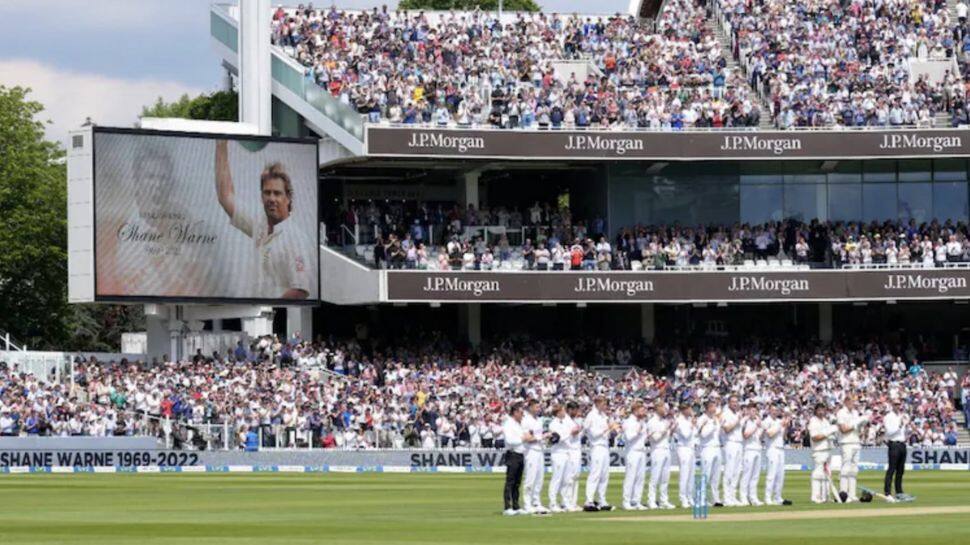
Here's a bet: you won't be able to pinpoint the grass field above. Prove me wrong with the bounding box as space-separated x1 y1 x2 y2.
0 471 967 544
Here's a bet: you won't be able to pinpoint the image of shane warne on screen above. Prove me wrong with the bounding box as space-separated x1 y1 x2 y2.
94 130 319 302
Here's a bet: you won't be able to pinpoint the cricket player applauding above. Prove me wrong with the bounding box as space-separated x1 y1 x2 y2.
547 404 572 512
809 403 837 504
521 399 548 514
674 404 697 509
646 401 676 509
584 397 619 511
697 400 724 507
621 402 649 510
837 396 868 502
720 396 743 506
739 403 764 506
762 405 788 505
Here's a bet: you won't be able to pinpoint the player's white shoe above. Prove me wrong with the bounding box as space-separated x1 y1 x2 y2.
622 503 635 511
533 505 549 515
646 502 658 510
885 495 897 503
635 504 649 511
567 506 583 513
661 502 676 510
750 499 763 507
549 505 563 513
503 509 517 516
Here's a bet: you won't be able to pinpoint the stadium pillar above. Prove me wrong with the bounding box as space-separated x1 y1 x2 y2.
462 171 480 209
819 303 833 344
640 303 655 344
458 304 481 347
239 0 272 135
286 306 314 343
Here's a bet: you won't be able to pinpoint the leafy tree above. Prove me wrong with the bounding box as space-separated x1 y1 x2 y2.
0 86 72 349
141 90 238 122
398 0 540 11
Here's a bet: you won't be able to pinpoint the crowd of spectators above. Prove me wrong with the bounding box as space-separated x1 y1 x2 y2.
349 206 970 270
1 336 965 450
272 3 763 129
718 0 966 128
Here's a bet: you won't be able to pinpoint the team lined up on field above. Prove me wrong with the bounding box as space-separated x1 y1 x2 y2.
499 394 908 515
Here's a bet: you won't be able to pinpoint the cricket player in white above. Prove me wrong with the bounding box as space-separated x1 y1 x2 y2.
584 397 617 511
521 400 547 514
675 404 697 509
563 402 584 512
809 403 836 503
697 400 723 507
720 396 743 506
836 396 867 502
547 404 573 512
762 405 787 505
216 140 312 300
739 403 763 506
646 402 676 509
621 402 649 510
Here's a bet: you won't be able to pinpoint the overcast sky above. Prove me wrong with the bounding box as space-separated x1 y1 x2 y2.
0 0 226 147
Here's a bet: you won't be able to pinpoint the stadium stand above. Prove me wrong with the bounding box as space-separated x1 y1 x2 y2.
1 337 963 450
271 2 763 129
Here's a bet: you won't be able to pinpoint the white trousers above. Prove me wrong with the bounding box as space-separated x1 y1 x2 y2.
566 450 582 508
677 446 696 506
740 449 762 503
523 450 544 508
648 448 671 505
548 451 570 507
811 450 831 502
840 443 861 498
585 446 610 505
722 442 743 503
701 446 722 504
764 448 785 503
622 450 647 506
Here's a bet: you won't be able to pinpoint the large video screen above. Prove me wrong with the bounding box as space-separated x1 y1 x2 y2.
93 128 319 303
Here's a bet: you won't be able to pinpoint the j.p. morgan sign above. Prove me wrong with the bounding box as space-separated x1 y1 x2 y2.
386 269 970 302
366 126 970 160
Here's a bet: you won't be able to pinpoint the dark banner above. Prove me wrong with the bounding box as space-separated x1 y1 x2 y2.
366 126 970 160
385 269 970 302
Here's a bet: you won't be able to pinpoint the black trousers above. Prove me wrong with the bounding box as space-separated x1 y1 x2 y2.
503 451 524 510
884 441 906 495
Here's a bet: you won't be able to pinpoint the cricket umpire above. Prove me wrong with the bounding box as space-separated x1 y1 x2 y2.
882 399 908 501
502 403 533 515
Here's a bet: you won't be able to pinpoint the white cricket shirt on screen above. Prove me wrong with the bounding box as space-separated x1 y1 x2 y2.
231 209 312 298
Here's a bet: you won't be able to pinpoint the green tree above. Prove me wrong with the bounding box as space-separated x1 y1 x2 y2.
398 0 540 11
141 90 238 122
0 86 71 349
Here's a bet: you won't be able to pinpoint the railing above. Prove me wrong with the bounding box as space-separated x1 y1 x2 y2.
841 262 970 270
1 330 26 351
273 50 365 141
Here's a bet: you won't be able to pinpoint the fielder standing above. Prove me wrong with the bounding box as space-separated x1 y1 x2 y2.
564 401 584 512
584 397 617 511
720 396 743 506
621 402 649 510
739 403 763 506
521 399 548 514
697 400 723 507
836 395 867 502
808 403 836 504
646 401 676 509
762 404 788 505
547 404 572 512
674 404 697 509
